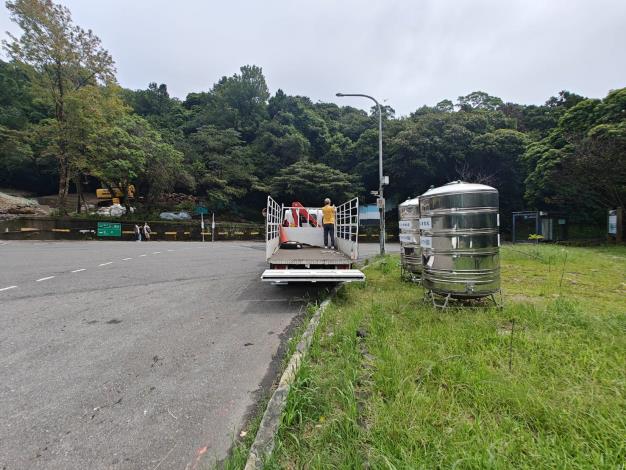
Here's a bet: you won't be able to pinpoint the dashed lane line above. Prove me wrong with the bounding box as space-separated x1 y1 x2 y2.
2 248 182 292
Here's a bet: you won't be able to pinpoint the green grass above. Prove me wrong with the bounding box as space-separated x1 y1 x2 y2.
265 245 626 469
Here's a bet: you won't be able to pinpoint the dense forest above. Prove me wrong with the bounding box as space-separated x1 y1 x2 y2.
1 0 624 234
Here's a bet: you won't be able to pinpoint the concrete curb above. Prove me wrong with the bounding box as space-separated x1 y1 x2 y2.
243 259 383 469
243 285 340 469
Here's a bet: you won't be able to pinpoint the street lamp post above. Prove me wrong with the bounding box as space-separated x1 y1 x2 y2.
336 92 386 255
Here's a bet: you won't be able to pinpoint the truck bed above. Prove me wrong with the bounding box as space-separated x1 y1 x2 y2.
269 246 351 265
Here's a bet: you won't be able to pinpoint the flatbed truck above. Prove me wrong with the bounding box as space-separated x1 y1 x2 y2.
261 196 365 283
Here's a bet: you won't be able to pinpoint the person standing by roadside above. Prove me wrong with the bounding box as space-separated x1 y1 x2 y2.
143 222 151 241
134 224 142 242
322 198 336 249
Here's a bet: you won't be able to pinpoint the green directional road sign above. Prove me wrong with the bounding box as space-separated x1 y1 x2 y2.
194 206 209 215
97 222 122 237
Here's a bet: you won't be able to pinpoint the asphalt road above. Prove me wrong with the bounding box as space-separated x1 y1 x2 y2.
0 240 391 469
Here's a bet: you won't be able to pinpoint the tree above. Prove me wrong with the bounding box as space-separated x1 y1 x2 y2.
388 113 474 198
0 59 56 192
545 90 585 110
185 65 269 141
122 82 187 145
434 99 454 113
524 88 626 220
186 125 265 210
466 129 529 228
251 120 311 178
7 38 619 230
4 0 115 212
457 91 503 111
270 161 362 206
90 114 183 212
465 129 527 183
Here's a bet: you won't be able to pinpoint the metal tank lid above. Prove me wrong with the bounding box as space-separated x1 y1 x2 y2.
399 196 420 207
421 180 497 197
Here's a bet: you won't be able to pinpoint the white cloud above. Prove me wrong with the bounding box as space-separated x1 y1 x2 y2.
2 0 624 115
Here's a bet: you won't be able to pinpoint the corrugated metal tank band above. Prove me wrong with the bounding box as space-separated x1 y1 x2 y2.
419 181 500 298
398 197 421 275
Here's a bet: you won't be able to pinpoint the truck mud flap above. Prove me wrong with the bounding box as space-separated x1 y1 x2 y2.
261 269 365 283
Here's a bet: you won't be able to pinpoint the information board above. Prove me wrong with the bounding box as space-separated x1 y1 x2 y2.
97 222 121 237
608 215 617 234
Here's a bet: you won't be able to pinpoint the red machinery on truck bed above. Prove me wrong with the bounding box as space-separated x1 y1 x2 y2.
261 196 365 283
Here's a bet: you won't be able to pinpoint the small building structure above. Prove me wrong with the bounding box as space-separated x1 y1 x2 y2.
358 202 397 227
358 204 380 226
512 211 568 243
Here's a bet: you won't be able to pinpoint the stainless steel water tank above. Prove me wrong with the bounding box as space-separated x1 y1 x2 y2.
398 197 421 274
419 181 500 297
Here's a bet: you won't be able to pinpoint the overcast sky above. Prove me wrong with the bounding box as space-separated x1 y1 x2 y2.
2 0 625 115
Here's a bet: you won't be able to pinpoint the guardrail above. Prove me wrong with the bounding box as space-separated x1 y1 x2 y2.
1 217 402 242
0 217 267 241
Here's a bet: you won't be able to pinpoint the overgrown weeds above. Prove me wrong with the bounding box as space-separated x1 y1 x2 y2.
270 245 626 469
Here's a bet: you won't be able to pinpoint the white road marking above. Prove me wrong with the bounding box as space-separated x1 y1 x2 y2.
98 262 113 267
0 285 17 292
152 251 161 254
167 249 174 252
71 268 86 273
122 257 133 261
139 254 147 257
36 276 55 282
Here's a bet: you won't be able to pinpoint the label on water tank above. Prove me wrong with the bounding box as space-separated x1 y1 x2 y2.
419 217 432 230
420 236 432 249
399 233 417 244
399 220 413 230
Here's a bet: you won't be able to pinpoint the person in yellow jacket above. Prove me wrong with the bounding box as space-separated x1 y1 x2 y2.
321 198 336 249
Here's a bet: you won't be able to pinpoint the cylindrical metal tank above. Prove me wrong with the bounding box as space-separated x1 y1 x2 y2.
398 197 421 275
419 181 500 297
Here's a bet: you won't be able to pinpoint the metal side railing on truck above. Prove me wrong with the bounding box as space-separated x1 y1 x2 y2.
261 196 365 283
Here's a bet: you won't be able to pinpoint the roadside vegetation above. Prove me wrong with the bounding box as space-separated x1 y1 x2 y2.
257 244 626 468
2 1 625 227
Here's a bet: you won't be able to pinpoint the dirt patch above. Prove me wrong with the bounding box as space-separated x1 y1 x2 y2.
508 293 536 303
0 191 51 220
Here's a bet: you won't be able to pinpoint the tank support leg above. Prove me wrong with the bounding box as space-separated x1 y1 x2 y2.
490 290 504 309
425 290 503 310
426 290 451 309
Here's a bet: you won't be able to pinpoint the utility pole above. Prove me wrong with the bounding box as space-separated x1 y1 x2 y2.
336 92 386 255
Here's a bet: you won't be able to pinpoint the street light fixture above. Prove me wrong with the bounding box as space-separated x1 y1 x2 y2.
336 92 386 255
